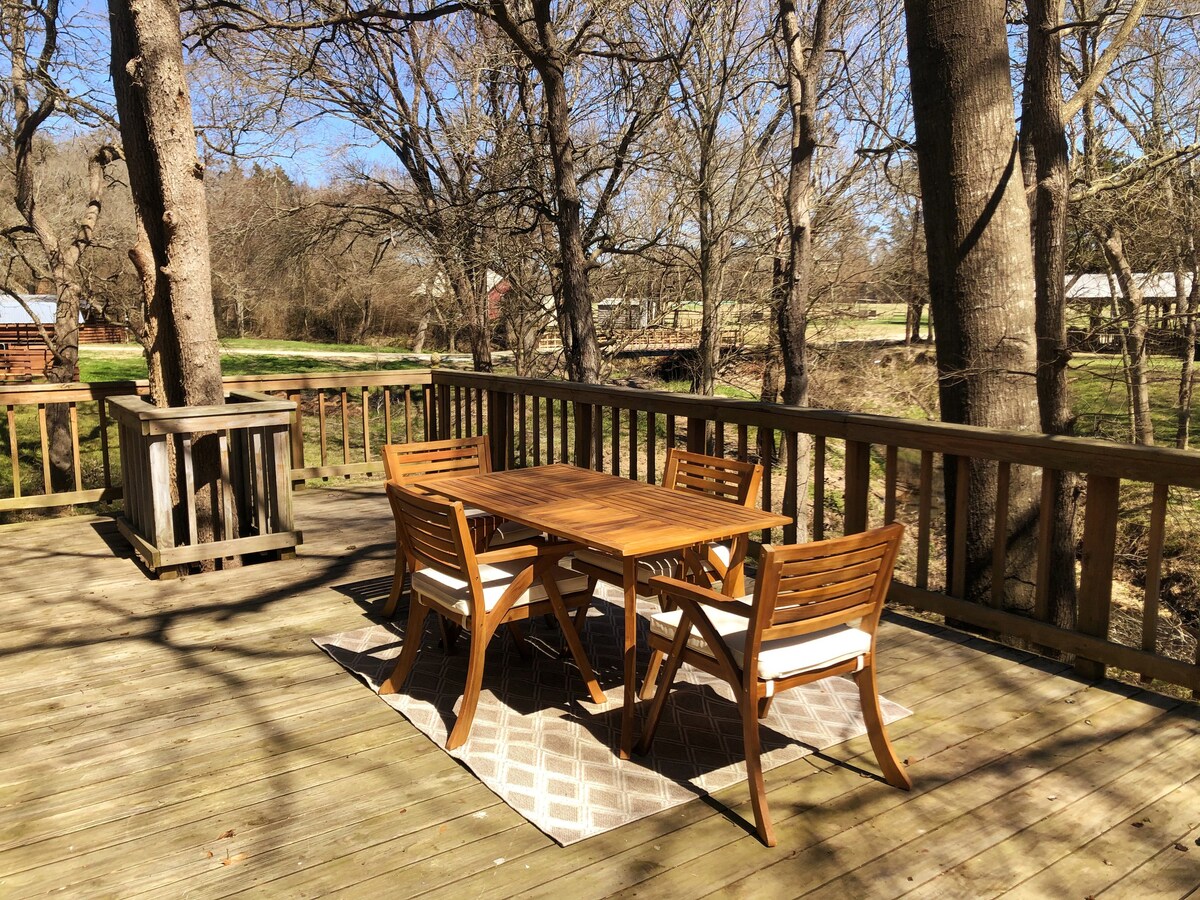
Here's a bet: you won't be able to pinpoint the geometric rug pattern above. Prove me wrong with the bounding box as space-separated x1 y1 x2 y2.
314 597 910 845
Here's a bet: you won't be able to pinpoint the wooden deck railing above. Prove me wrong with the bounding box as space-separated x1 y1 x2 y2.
0 371 433 514
425 370 1200 694
4 366 1198 694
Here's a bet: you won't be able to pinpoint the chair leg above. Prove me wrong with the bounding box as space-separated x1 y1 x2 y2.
742 694 775 847
639 649 665 701
854 662 912 791
447 623 490 750
758 694 775 719
636 635 688 755
383 551 406 618
379 598 430 694
439 617 460 655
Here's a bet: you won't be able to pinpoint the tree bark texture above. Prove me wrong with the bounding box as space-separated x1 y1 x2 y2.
1021 0 1078 630
905 0 1041 611
776 0 831 407
109 0 226 550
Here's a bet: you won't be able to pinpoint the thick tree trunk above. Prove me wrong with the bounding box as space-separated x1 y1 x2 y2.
905 0 1042 611
448 266 493 372
109 0 226 550
539 54 600 383
1022 0 1079 631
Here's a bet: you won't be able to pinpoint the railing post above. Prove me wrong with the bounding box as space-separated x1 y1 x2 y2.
686 417 706 454
843 439 870 535
146 433 174 554
1075 474 1120 680
287 391 305 489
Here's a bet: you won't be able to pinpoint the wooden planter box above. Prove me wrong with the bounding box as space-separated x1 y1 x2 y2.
110 390 303 577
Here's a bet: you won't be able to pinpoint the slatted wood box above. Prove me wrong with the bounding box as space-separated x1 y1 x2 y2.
109 390 303 577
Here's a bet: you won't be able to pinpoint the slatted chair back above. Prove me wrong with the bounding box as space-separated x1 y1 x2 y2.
382 435 492 485
662 448 762 508
386 480 476 583
751 523 904 651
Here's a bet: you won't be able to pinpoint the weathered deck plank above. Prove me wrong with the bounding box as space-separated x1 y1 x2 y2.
1 486 1196 899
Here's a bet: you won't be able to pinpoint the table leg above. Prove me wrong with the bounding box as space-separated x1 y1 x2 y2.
725 534 749 597
621 555 637 760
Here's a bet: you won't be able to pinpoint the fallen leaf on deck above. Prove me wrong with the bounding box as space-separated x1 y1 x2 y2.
218 829 236 839
222 853 248 866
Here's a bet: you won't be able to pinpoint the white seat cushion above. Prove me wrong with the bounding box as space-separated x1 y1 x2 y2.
412 560 590 617
648 604 872 681
574 547 682 585
490 520 542 546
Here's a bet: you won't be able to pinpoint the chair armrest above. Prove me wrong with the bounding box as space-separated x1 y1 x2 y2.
647 576 751 616
476 540 583 565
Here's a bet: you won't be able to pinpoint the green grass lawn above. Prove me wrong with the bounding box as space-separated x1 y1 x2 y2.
78 351 426 382
218 337 411 354
1068 354 1197 445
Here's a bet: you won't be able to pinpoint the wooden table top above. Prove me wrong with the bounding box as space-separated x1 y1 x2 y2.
421 464 791 557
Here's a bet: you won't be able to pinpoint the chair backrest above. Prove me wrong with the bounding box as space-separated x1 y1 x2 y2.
662 448 762 508
382 435 492 485
750 523 904 650
386 480 477 582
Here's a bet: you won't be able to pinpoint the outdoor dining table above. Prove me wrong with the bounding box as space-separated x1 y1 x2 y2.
419 462 791 758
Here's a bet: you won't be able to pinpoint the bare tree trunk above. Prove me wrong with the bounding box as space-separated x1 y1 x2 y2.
109 0 226 550
905 0 1042 612
1102 226 1155 446
1022 0 1078 631
539 56 600 383
776 0 831 408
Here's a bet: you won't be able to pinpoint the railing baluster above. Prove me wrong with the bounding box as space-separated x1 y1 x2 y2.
610 407 620 477
404 386 413 443
67 401 82 492
98 399 111 489
287 391 305 480
318 391 328 470
991 461 1011 609
8 404 21 499
737 423 748 462
715 421 725 457
37 402 50 493
181 435 197 544
1141 482 1169 674
593 405 603 471
507 393 516 470
340 389 351 468
559 399 568 463
951 454 970 597
916 449 933 588
476 388 484 437
783 430 798 544
813 435 825 540
647 412 657 483
464 386 473 437
455 386 463 439
628 408 638 481
518 394 527 467
546 396 554 462
843 440 870 535
361 386 371 463
533 395 542 465
383 388 393 445
884 445 898 525
759 428 773 544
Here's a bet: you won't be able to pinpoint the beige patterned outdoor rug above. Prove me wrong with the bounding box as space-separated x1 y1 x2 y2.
314 599 910 845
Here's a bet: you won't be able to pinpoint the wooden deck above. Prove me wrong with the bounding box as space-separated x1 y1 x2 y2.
1 487 1198 898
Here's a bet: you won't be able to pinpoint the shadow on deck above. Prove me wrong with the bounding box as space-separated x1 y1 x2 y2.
1 488 1197 898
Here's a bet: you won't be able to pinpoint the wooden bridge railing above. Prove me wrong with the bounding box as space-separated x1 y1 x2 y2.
426 370 1200 695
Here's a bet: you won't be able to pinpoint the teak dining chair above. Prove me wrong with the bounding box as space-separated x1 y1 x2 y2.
379 482 606 750
380 436 538 616
571 448 763 697
637 523 911 847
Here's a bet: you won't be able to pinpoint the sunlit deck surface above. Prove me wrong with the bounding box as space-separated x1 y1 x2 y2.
2 487 1198 899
